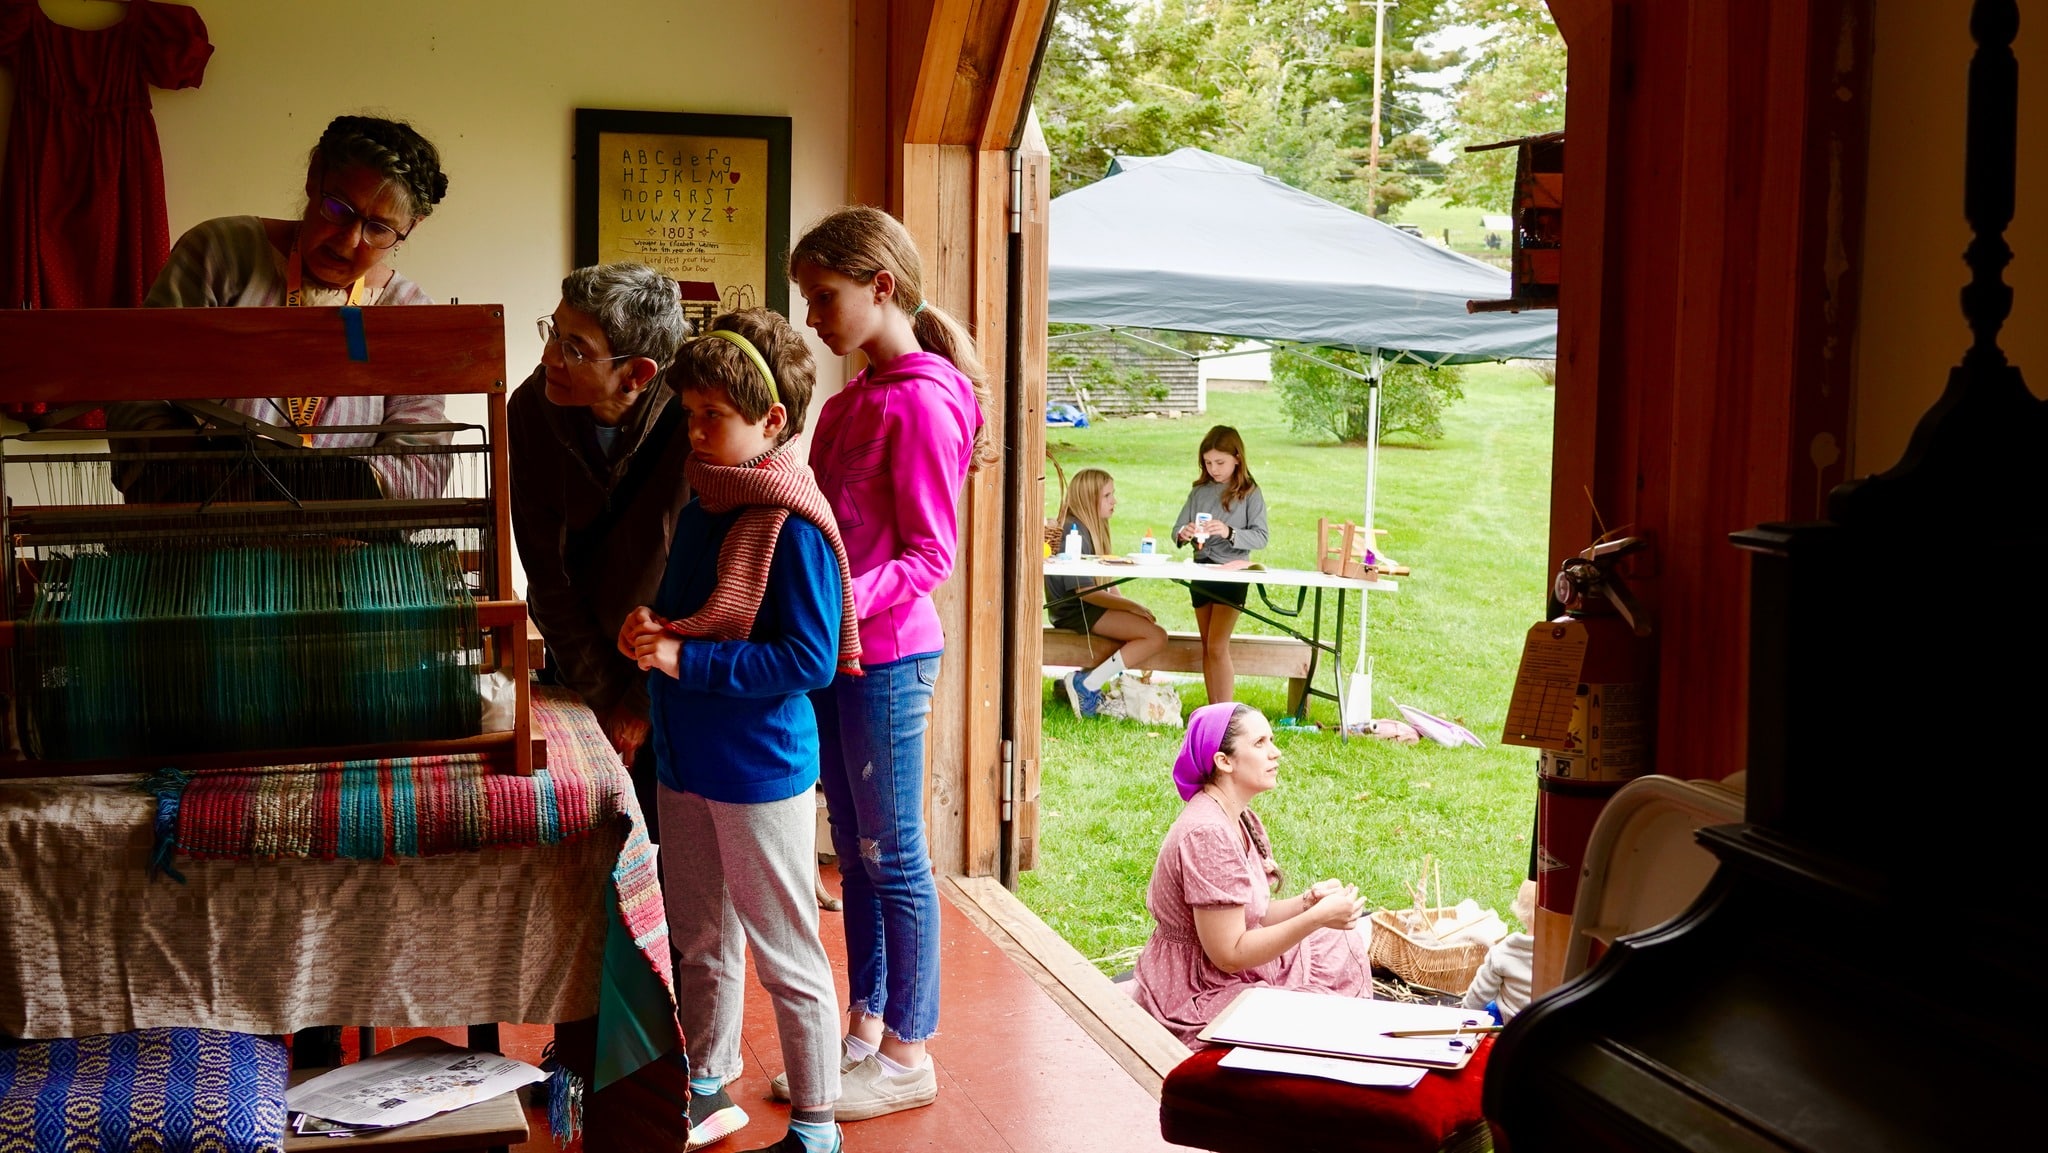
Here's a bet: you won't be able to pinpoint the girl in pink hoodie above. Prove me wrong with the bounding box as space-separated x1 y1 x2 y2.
789 207 992 1125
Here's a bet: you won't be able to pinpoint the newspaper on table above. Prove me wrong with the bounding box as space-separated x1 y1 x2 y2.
286 1036 545 1130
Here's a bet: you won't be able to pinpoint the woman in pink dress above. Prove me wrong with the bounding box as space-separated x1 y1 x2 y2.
1133 703 1375 1045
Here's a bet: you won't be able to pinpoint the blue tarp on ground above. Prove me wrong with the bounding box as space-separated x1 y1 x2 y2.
1049 148 1557 364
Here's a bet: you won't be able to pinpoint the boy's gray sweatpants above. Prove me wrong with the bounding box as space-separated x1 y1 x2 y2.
659 785 841 1112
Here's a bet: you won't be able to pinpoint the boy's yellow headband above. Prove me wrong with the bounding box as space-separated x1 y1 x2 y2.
700 328 779 406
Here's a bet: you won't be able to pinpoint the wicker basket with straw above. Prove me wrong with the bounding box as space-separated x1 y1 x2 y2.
1366 858 1504 995
1368 909 1495 995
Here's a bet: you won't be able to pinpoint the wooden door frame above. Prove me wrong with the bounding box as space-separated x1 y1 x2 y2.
849 0 1056 880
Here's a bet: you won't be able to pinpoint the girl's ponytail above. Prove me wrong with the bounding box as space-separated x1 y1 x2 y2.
909 302 996 471
791 206 999 472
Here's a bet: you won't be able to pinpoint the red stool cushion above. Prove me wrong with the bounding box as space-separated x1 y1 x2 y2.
1159 1038 1494 1153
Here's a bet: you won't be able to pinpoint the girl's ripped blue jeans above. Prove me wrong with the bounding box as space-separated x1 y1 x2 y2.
812 654 943 1042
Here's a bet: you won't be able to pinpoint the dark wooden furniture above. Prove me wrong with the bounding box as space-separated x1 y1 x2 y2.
1484 4 2044 1149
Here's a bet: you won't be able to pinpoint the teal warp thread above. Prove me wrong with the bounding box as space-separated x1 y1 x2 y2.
17 542 482 761
389 759 418 857
136 768 191 884
339 760 385 860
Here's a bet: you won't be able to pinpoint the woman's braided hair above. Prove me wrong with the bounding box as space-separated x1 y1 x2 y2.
309 115 449 220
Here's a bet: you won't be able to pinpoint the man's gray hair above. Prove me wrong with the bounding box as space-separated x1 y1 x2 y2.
560 263 688 367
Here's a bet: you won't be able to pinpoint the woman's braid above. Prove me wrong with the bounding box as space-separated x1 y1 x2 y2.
312 115 449 219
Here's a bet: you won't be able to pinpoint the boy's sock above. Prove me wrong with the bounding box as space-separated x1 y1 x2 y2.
844 1035 878 1063
1081 650 1126 692
874 1050 929 1077
689 1073 723 1098
788 1118 840 1153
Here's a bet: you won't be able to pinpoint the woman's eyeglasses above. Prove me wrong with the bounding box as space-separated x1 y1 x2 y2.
536 317 631 368
316 192 410 250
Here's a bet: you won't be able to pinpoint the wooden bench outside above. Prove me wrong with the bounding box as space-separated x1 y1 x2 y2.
1042 627 1313 713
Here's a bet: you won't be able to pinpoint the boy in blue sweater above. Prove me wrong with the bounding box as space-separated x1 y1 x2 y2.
618 309 862 1153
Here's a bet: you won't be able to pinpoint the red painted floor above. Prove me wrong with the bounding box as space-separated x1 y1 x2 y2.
375 866 1191 1152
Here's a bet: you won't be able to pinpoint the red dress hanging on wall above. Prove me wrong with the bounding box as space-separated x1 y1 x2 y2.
1 0 211 417
0 0 211 308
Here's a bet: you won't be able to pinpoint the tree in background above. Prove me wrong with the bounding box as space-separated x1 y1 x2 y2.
1440 1 1567 208
1036 0 1459 217
1274 352 1467 445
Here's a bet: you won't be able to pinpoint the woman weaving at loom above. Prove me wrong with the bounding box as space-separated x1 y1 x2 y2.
109 114 453 501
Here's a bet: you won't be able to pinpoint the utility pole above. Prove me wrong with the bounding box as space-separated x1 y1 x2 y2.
1362 0 1395 218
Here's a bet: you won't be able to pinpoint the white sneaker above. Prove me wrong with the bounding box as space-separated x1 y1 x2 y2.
833 1054 937 1121
768 1044 864 1102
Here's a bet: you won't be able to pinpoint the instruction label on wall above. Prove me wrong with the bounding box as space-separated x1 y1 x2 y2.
1536 682 1650 782
598 132 769 313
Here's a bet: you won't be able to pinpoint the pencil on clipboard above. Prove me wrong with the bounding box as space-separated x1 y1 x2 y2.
1381 1025 1505 1038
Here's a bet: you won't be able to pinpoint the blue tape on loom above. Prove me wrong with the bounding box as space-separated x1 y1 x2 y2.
340 305 368 362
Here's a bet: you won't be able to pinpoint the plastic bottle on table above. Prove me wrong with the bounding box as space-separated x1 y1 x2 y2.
1141 529 1156 555
1064 522 1083 560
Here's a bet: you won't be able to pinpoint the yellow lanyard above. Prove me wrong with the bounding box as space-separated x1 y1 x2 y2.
282 239 363 430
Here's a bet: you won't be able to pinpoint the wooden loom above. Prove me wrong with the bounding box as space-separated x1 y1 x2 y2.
0 304 539 778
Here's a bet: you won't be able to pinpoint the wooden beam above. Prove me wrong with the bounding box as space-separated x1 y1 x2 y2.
906 144 979 875
850 0 894 208
0 306 508 406
977 0 1056 151
907 0 975 143
961 147 1012 878
1004 115 1051 879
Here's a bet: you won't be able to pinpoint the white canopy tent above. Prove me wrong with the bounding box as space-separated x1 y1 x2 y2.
1049 149 1557 725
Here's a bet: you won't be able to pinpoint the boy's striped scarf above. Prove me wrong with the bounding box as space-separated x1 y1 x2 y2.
670 444 862 675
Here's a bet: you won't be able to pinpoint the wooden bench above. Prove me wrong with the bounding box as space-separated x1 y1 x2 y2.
1042 627 1314 712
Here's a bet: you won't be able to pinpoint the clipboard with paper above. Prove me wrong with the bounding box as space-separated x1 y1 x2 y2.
1196 987 1492 1070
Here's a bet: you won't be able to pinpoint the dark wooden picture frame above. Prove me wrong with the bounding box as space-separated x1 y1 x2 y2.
573 109 793 320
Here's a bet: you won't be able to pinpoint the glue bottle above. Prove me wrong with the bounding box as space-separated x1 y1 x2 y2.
1064 522 1083 560
1141 529 1156 555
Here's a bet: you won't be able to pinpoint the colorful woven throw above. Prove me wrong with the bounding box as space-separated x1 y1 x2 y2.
0 1028 288 1153
143 688 682 1102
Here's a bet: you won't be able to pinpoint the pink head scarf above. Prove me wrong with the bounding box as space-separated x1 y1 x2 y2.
1173 703 1241 801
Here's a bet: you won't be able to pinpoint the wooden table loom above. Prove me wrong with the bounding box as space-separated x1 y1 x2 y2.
0 305 540 778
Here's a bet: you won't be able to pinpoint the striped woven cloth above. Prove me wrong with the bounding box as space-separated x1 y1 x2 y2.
172 688 629 862
149 686 680 1097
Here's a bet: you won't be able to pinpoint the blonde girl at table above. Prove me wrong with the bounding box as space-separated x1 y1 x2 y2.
1046 468 1168 719
1172 426 1270 704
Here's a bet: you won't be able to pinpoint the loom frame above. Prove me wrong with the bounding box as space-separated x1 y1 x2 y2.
0 305 538 778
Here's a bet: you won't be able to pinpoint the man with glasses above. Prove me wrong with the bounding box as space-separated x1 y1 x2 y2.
109 114 454 501
510 262 691 837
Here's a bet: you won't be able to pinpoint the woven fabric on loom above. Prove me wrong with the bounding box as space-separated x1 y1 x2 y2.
156 687 680 1093
0 1028 289 1153
173 687 621 860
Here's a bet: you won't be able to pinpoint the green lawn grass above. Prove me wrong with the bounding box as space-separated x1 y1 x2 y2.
1387 195 1511 259
1020 364 1554 972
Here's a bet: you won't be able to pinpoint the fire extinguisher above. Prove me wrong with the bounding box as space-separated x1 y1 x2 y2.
1524 536 1655 979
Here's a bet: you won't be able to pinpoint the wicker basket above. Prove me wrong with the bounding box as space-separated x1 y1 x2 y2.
1368 907 1494 995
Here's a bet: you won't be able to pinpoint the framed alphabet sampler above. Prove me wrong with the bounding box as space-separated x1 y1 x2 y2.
573 110 793 323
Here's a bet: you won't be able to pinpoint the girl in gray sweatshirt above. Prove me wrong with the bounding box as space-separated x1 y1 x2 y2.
1172 425 1269 703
